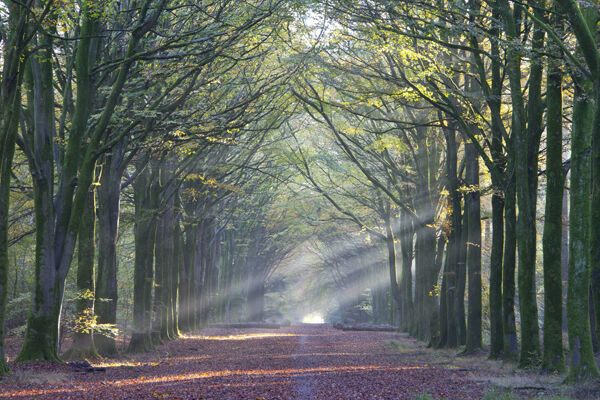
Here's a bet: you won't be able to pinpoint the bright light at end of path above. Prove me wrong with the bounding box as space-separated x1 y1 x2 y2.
302 313 324 323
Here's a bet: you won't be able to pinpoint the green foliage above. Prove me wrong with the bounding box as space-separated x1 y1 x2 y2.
61 290 119 339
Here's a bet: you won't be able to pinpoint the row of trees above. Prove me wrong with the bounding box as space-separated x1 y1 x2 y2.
0 0 308 373
276 0 600 384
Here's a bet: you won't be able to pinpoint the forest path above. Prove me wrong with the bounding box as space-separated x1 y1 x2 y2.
0 325 490 399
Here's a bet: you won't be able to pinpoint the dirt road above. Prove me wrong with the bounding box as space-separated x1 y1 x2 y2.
0 325 488 399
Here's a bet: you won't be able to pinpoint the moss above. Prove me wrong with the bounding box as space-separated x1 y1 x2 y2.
0 358 10 375
62 344 100 361
94 335 118 356
128 333 153 354
565 84 600 383
16 316 62 363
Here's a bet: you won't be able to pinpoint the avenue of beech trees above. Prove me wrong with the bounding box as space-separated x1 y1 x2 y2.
2 0 600 391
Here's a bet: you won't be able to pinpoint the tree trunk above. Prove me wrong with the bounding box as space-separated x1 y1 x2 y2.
94 156 121 356
182 218 196 332
457 195 468 346
443 126 460 348
153 199 166 344
503 165 518 360
129 165 155 352
64 186 98 359
566 84 599 382
464 142 482 353
489 191 504 358
194 220 206 329
383 203 402 327
437 257 447 348
0 0 29 372
173 212 183 336
400 212 414 333
17 28 63 362
542 36 565 373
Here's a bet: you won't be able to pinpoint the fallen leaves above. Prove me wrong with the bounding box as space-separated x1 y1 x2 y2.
0 326 487 399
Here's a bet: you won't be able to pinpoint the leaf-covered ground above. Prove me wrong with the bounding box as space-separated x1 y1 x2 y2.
1 325 595 399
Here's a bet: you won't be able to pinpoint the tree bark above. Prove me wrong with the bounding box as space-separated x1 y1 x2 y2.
566 83 599 382
64 185 98 359
464 142 482 353
502 171 518 360
129 164 155 352
94 155 122 356
400 212 414 334
0 0 30 372
443 126 460 348
542 32 565 373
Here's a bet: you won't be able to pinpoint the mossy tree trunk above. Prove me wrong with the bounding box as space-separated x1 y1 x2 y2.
502 170 518 360
95 151 124 356
554 0 600 381
0 0 32 373
152 178 166 343
17 22 63 362
555 0 600 373
129 164 155 352
64 185 99 359
541 27 566 373
565 83 599 382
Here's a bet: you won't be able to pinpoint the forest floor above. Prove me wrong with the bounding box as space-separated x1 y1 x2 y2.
1 324 599 399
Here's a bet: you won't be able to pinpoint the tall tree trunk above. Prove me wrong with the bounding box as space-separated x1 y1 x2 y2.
17 27 62 362
437 239 448 348
487 5 505 360
464 143 482 353
64 186 98 359
194 220 206 329
542 33 565 373
159 181 175 341
181 217 196 332
174 213 184 335
383 202 402 326
457 199 467 346
400 212 414 333
489 191 504 358
94 157 121 356
444 126 460 348
502 171 518 360
129 165 155 352
0 0 30 372
566 83 599 382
